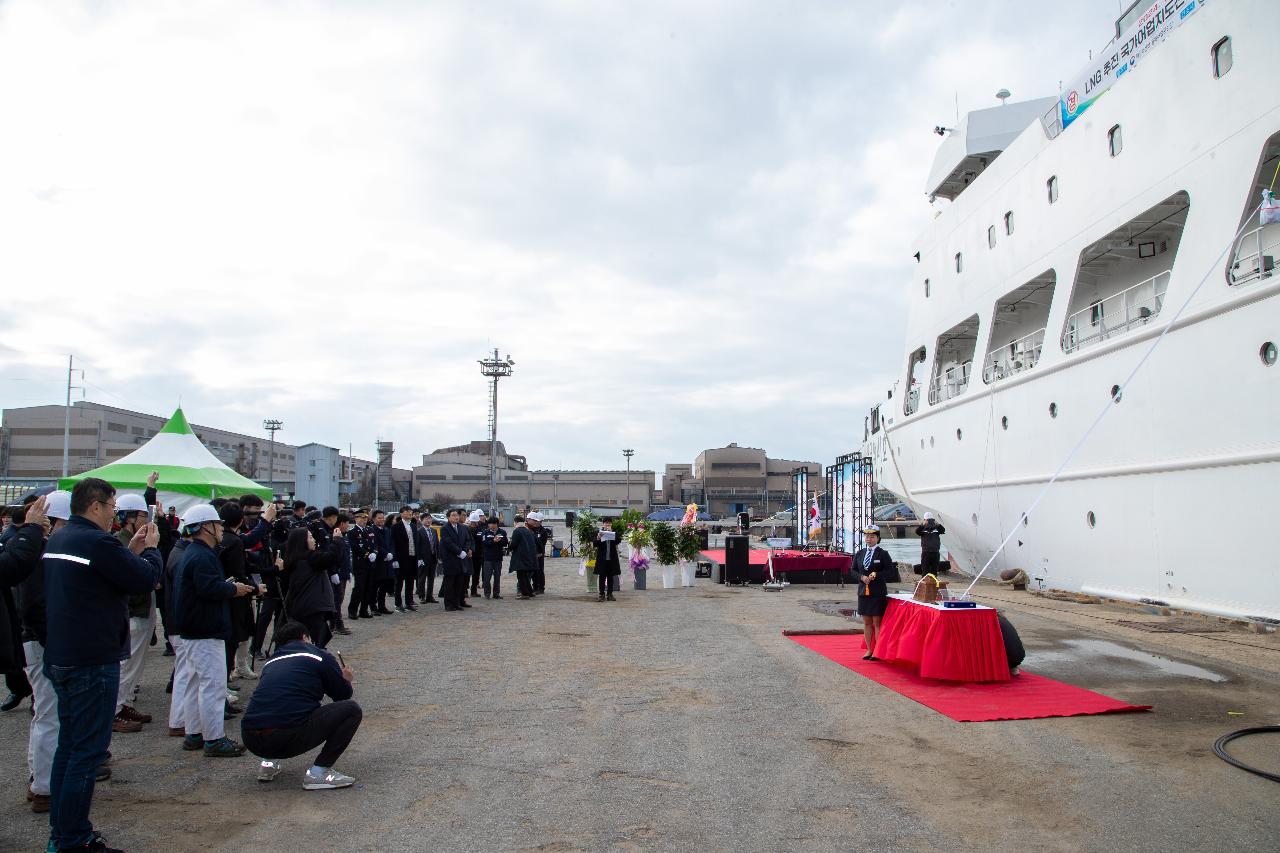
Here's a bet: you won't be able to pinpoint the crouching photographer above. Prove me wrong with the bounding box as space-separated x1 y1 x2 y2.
240 621 362 790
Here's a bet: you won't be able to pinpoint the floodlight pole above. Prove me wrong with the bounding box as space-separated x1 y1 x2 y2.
478 349 514 515
61 355 83 478
263 419 283 495
622 449 634 510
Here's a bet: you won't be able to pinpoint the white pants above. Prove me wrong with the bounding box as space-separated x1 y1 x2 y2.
168 636 190 730
22 640 58 796
181 637 226 741
117 606 155 713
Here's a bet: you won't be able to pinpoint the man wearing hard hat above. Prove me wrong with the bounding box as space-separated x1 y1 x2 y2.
169 504 257 758
112 494 158 735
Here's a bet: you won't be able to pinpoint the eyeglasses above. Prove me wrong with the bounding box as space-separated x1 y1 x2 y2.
95 499 117 510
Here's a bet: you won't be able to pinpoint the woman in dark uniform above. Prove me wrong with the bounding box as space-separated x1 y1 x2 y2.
594 519 621 602
854 525 899 660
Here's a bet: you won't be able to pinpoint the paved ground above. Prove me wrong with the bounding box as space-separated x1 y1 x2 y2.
2 558 1278 852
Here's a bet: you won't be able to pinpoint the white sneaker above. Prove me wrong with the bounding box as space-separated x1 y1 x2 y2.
258 760 283 782
234 666 259 681
302 768 355 790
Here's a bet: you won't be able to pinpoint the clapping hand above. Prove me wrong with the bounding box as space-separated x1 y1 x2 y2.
146 471 159 488
24 497 49 531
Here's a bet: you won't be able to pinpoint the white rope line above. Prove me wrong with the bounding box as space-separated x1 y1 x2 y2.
961 204 1263 599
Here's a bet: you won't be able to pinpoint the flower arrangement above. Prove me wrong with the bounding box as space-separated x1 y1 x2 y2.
626 520 652 574
676 524 702 563
574 510 599 563
650 522 678 566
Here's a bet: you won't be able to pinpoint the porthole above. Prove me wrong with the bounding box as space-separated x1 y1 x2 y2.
1001 416 1009 430
1212 36 1233 78
1086 510 1097 528
1261 341 1277 366
956 428 963 440
988 225 997 249
1047 175 1059 204
1108 124 1123 157
1110 384 1122 402
1049 402 1058 418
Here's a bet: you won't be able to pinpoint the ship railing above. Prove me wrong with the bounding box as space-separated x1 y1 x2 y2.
1060 272 1170 354
982 328 1045 383
928 361 972 405
1228 224 1279 286
904 386 921 416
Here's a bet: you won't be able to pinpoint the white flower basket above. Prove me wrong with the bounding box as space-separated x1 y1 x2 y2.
679 559 696 587
660 564 677 588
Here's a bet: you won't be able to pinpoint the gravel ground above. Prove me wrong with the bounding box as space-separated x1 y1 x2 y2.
1 558 1277 852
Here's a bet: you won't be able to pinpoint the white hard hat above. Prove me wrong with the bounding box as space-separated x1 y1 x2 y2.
527 512 543 522
116 494 149 514
180 504 220 532
45 490 72 521
923 511 935 521
467 510 484 523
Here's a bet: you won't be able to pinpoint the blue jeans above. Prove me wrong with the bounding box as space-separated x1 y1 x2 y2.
44 662 119 850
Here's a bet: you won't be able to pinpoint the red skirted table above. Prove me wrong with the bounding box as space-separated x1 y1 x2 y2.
873 594 1010 682
769 551 853 576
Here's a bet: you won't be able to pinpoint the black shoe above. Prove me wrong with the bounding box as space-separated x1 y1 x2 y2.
163 641 175 657
606 593 616 601
425 597 438 603
0 690 30 712
358 609 372 618
460 602 472 608
405 604 418 611
492 594 503 600
598 595 606 602
445 606 461 611
79 831 123 852
348 611 359 620
335 626 352 635
378 607 394 615
95 764 112 782
861 653 874 660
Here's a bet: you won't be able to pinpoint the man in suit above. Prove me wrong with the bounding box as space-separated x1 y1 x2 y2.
414 514 439 604
369 511 394 615
390 507 419 612
346 510 373 620
438 509 473 612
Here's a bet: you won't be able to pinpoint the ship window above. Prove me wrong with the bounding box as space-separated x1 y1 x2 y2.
1004 211 1014 235
1001 416 1009 430
1049 402 1058 418
956 428 963 441
988 225 997 249
955 252 963 273
924 278 930 298
1212 37 1232 78
1110 384 1123 403
1263 342 1277 366
1087 511 1097 528
1047 175 1059 204
1108 125 1123 157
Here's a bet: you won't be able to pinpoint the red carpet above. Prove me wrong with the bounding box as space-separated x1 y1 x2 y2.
789 633 1151 722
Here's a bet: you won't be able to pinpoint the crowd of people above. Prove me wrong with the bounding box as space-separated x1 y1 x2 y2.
0 473 556 853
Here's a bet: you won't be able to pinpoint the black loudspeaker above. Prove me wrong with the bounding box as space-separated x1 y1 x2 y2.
737 511 750 529
697 528 709 549
565 511 576 528
724 535 750 585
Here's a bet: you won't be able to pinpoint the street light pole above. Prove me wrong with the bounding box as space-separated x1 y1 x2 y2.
622 448 634 510
478 349 515 515
61 355 83 478
263 419 282 496
552 473 559 510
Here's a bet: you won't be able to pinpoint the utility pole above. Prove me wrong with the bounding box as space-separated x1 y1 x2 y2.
263 419 282 495
478 349 515 514
61 355 83 478
552 473 559 510
622 448 634 510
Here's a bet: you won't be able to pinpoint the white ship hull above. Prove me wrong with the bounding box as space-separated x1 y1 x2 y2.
864 0 1280 621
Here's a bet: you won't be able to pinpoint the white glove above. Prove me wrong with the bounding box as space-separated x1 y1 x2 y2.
330 574 339 585
383 553 393 561
367 553 377 563
458 551 467 559
392 560 399 569
417 559 424 568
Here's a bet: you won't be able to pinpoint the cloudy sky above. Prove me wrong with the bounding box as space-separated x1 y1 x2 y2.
0 0 1124 482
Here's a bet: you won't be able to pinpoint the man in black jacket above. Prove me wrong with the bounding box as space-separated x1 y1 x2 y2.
0 495 42 712
478 517 507 599
2 499 47 748
438 509 473 612
389 507 420 612
528 512 551 595
240 620 360 790
18 492 68 813
508 517 539 600
170 504 256 758
915 512 947 576
414 515 439 604
43 478 161 853
346 509 374 620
